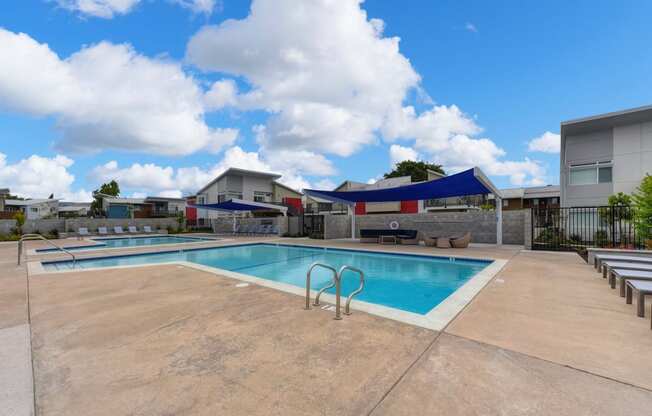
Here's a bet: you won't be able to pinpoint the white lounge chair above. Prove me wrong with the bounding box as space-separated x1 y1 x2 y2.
77 227 90 239
143 225 153 233
128 226 138 234
98 227 108 235
114 226 125 234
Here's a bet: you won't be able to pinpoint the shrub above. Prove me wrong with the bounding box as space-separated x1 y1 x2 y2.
13 212 25 235
594 230 609 247
632 174 652 241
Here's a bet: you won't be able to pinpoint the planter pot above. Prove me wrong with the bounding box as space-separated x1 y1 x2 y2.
646 239 652 250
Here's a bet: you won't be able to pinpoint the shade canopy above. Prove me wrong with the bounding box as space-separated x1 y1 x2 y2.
190 198 288 214
304 167 501 205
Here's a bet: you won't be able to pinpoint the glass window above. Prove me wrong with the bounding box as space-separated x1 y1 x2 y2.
502 199 509 207
598 167 612 183
570 166 597 185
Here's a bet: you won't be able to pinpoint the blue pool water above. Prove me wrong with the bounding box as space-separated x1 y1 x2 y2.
36 235 215 252
42 243 491 314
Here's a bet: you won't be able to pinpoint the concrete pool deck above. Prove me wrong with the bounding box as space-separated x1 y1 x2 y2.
3 237 652 414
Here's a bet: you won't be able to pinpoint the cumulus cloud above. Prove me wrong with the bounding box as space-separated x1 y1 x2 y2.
0 28 238 155
389 144 419 167
528 131 560 154
465 22 478 33
187 0 419 158
314 179 336 190
0 153 92 201
53 0 217 18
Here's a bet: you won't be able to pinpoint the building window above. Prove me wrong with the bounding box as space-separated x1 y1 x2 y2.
30 207 38 213
569 161 612 185
502 199 509 207
253 191 272 202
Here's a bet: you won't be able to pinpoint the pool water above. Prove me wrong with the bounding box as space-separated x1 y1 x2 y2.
43 243 491 314
36 235 216 252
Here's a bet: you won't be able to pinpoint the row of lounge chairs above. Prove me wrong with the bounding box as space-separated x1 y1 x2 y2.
78 225 155 238
231 224 279 236
593 251 652 327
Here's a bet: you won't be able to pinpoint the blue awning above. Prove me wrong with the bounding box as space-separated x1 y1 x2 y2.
304 168 500 204
190 198 288 213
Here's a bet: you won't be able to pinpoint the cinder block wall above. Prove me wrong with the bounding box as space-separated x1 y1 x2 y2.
322 210 526 245
0 218 180 235
211 217 287 236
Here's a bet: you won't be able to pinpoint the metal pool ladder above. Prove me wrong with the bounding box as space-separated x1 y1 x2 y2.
304 262 365 320
17 233 77 267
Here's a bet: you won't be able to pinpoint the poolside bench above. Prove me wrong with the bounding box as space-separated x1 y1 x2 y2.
602 261 652 286
611 269 652 297
594 254 652 271
143 226 153 233
128 226 138 233
114 226 125 234
77 227 90 239
98 227 108 235
625 280 652 317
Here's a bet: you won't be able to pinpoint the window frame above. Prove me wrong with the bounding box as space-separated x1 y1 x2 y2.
569 161 612 185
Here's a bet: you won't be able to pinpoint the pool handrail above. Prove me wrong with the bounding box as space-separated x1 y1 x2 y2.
305 262 338 311
338 265 365 315
18 233 76 267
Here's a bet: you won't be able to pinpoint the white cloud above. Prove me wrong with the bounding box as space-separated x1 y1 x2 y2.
528 131 560 154
53 0 217 18
0 153 92 201
389 144 419 167
0 29 238 156
465 22 478 33
204 79 238 110
314 179 336 190
54 0 140 18
187 0 419 158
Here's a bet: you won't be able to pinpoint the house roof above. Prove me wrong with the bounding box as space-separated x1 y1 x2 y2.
523 185 560 199
500 188 526 199
144 196 186 203
5 198 58 206
272 181 303 196
197 167 282 195
0 188 10 195
104 197 147 205
561 104 652 136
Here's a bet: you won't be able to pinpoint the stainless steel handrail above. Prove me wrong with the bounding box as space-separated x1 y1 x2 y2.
18 233 77 267
338 265 365 315
305 262 338 310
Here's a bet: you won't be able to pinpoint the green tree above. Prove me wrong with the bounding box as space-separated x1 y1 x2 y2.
632 175 652 241
384 160 445 182
14 211 25 235
90 180 120 217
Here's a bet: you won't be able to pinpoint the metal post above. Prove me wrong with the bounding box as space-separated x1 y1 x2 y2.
496 196 503 246
334 274 342 320
350 203 356 240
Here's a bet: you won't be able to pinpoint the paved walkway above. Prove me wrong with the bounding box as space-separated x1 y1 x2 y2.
2 237 652 415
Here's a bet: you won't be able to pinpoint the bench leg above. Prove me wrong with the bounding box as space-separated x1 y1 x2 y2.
638 293 646 318
602 265 607 279
619 278 627 297
610 272 616 289
626 284 633 305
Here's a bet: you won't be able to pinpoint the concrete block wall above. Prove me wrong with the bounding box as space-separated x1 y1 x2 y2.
322 210 526 245
523 210 532 249
211 217 287 236
0 218 179 236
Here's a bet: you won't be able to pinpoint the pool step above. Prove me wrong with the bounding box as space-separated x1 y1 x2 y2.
304 262 365 320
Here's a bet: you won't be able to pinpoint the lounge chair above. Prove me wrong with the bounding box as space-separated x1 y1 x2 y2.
593 254 652 271
128 226 138 234
269 225 279 236
77 227 90 239
397 230 419 245
98 227 108 235
143 226 153 233
114 226 125 234
611 269 652 297
450 232 471 248
624 280 652 317
238 224 253 236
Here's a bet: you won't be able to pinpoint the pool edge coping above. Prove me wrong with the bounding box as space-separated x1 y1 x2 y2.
28 242 508 331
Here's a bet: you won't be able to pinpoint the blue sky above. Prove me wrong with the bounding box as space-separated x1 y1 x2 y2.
1 0 651 201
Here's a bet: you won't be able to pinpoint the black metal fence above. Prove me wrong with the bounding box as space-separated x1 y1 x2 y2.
531 206 644 252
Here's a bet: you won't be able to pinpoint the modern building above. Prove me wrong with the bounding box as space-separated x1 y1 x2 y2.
4 198 59 220
560 105 652 207
492 185 560 211
194 168 303 221
0 188 9 213
102 196 187 219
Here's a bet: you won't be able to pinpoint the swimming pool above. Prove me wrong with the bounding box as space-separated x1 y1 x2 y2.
42 243 491 315
36 235 217 252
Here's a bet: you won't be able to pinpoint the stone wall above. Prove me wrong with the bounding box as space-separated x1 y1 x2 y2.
523 210 532 249
0 218 179 236
321 210 526 245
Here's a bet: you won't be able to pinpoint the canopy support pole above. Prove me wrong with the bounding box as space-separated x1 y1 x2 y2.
496 197 503 246
232 213 236 234
350 204 356 240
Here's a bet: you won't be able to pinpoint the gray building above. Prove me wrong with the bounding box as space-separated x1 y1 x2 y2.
560 105 652 207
